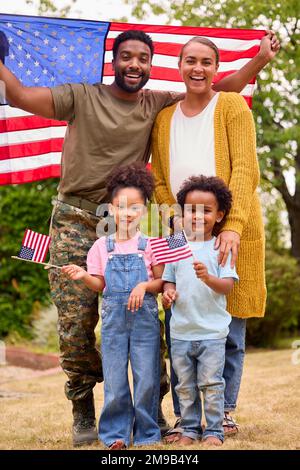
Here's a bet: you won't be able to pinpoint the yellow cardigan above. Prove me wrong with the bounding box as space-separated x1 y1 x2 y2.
151 92 266 318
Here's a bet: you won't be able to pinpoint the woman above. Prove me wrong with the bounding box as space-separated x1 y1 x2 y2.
151 37 266 439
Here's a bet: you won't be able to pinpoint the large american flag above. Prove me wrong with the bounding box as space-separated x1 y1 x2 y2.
0 14 265 186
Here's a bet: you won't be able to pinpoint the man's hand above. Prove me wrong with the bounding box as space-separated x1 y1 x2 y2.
162 288 177 309
214 230 240 268
128 283 146 312
258 30 280 63
193 261 209 283
62 264 87 280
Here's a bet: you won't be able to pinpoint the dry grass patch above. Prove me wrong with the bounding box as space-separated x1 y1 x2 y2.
1 349 300 450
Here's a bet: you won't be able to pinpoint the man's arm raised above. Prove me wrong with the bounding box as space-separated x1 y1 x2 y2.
0 60 55 119
213 30 280 93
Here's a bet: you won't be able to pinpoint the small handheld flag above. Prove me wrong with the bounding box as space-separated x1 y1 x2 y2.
11 228 61 269
149 230 193 264
19 229 50 263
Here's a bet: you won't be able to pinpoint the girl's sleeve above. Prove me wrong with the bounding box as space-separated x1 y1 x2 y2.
86 239 104 276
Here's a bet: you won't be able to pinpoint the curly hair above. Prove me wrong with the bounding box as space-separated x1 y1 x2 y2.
112 30 154 60
106 163 155 203
177 175 232 228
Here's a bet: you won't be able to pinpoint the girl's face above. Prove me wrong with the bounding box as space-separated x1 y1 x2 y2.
179 42 219 95
109 187 146 238
183 190 224 241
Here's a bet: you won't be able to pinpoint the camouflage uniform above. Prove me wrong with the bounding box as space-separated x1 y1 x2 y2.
49 200 169 402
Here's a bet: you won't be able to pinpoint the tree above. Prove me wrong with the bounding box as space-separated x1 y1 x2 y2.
126 0 300 260
25 0 77 17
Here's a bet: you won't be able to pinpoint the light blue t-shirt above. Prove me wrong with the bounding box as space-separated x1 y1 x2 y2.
162 237 239 341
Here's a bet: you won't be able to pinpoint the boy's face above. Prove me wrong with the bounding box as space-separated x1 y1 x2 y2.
183 190 224 241
109 187 146 238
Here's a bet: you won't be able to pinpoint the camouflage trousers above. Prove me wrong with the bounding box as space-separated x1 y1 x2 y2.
49 200 170 402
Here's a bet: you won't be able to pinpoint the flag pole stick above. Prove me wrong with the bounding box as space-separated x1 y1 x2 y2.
182 229 198 262
11 256 62 270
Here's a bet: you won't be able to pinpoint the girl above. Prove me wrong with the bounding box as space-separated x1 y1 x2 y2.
62 163 163 449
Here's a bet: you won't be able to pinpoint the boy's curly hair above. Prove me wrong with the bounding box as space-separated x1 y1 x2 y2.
177 175 232 233
106 162 154 203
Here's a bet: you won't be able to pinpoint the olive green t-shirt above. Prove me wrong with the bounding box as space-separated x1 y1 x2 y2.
51 83 180 203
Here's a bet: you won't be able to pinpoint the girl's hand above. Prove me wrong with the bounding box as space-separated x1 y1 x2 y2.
193 261 209 283
128 283 146 312
214 230 240 268
162 289 177 309
62 264 87 280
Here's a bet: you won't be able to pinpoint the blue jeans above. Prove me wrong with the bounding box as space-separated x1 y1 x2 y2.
165 311 247 416
172 338 226 441
224 317 246 412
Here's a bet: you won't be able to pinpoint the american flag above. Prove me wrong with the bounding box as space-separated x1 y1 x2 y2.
0 14 266 186
150 230 192 264
18 228 51 263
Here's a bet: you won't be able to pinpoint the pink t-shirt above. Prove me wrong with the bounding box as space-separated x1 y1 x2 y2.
87 232 159 281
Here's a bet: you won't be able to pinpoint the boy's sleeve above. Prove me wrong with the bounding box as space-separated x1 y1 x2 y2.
162 263 176 283
219 251 239 282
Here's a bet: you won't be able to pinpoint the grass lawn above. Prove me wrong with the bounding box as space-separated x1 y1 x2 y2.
1 348 300 450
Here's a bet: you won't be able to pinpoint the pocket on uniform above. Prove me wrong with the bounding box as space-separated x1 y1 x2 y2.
50 250 69 267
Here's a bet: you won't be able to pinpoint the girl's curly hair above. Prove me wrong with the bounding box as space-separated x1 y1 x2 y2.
106 162 154 203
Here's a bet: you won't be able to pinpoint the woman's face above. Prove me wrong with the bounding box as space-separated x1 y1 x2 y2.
179 42 219 95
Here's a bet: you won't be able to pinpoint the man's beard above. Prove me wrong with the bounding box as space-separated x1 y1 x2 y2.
114 71 150 93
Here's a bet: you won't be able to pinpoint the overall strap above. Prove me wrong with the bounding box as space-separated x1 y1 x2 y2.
137 235 148 252
105 234 115 253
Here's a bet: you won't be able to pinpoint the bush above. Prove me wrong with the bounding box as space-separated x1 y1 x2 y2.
246 250 300 347
0 180 58 338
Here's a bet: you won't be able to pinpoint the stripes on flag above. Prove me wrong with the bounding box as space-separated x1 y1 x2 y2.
0 14 266 186
18 228 51 263
150 230 192 264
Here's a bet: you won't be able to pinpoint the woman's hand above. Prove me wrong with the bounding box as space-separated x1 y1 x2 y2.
258 30 280 62
128 283 146 312
62 264 87 280
162 288 177 309
214 231 240 268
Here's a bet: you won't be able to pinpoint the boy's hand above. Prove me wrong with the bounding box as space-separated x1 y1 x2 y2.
193 261 209 283
62 264 87 280
162 289 177 309
128 283 146 312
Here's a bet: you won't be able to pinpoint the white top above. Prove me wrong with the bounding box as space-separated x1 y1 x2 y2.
169 93 219 198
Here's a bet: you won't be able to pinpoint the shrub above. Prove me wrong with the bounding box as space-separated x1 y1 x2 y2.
246 250 300 347
0 180 58 338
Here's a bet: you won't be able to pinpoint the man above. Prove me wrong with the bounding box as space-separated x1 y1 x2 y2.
0 28 279 446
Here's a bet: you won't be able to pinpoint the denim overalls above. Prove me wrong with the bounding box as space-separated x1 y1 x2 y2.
99 234 161 447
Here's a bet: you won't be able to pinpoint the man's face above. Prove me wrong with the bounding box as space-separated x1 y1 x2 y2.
113 39 152 93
